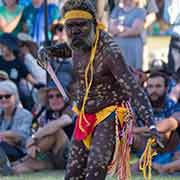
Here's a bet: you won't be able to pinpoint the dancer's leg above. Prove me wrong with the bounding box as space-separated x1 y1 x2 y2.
85 113 116 180
65 138 89 180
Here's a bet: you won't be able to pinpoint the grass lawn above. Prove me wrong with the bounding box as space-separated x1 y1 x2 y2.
0 170 180 180
0 154 179 180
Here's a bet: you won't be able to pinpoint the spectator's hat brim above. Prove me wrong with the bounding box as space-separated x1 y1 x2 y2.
37 80 65 106
51 20 64 34
0 71 9 80
0 33 20 52
17 33 33 42
17 32 38 58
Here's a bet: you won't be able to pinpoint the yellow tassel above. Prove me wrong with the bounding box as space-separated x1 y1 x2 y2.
139 138 157 180
107 103 134 180
79 26 100 132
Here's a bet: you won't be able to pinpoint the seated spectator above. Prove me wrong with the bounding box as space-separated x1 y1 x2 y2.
22 0 60 45
145 72 176 124
18 33 46 84
152 109 180 173
0 0 23 35
0 80 32 164
153 156 180 173
51 20 66 44
0 81 75 175
133 72 179 155
132 109 180 174
109 0 146 69
0 33 44 109
145 59 177 93
132 72 180 173
49 21 73 90
0 33 40 86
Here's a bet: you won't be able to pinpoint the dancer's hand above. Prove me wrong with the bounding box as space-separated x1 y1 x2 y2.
149 125 165 149
37 47 50 69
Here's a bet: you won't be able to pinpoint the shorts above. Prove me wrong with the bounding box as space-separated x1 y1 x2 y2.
36 142 69 169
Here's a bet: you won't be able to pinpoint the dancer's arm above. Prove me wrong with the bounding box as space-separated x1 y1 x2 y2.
44 43 72 58
106 49 155 127
37 43 72 70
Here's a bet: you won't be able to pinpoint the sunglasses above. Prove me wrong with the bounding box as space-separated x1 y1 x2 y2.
48 93 62 99
0 94 12 100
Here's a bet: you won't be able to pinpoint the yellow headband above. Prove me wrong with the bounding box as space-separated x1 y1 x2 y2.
62 10 107 30
63 10 93 22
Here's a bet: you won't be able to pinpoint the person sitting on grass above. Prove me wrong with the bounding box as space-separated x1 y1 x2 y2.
152 83 180 173
0 81 75 175
131 72 180 173
0 80 33 167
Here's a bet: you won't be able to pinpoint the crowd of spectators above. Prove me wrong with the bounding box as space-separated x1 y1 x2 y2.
0 0 179 177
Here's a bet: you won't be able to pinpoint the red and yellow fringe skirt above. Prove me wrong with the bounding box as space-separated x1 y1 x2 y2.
73 104 134 180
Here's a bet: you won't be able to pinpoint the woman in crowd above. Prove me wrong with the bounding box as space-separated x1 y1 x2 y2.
0 0 23 35
0 80 32 165
109 0 146 69
1 81 75 175
50 20 73 91
18 32 46 84
0 33 44 109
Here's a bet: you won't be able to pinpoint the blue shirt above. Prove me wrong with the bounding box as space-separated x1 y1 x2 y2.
153 97 177 124
0 107 32 150
135 96 178 126
22 3 60 44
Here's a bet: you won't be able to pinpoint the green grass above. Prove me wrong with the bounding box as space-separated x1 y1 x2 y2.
0 154 179 180
0 170 180 180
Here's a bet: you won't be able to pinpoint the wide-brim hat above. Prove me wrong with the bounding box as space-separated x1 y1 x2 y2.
0 70 9 80
17 32 33 42
0 33 20 52
37 80 66 106
17 32 38 58
51 20 64 34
